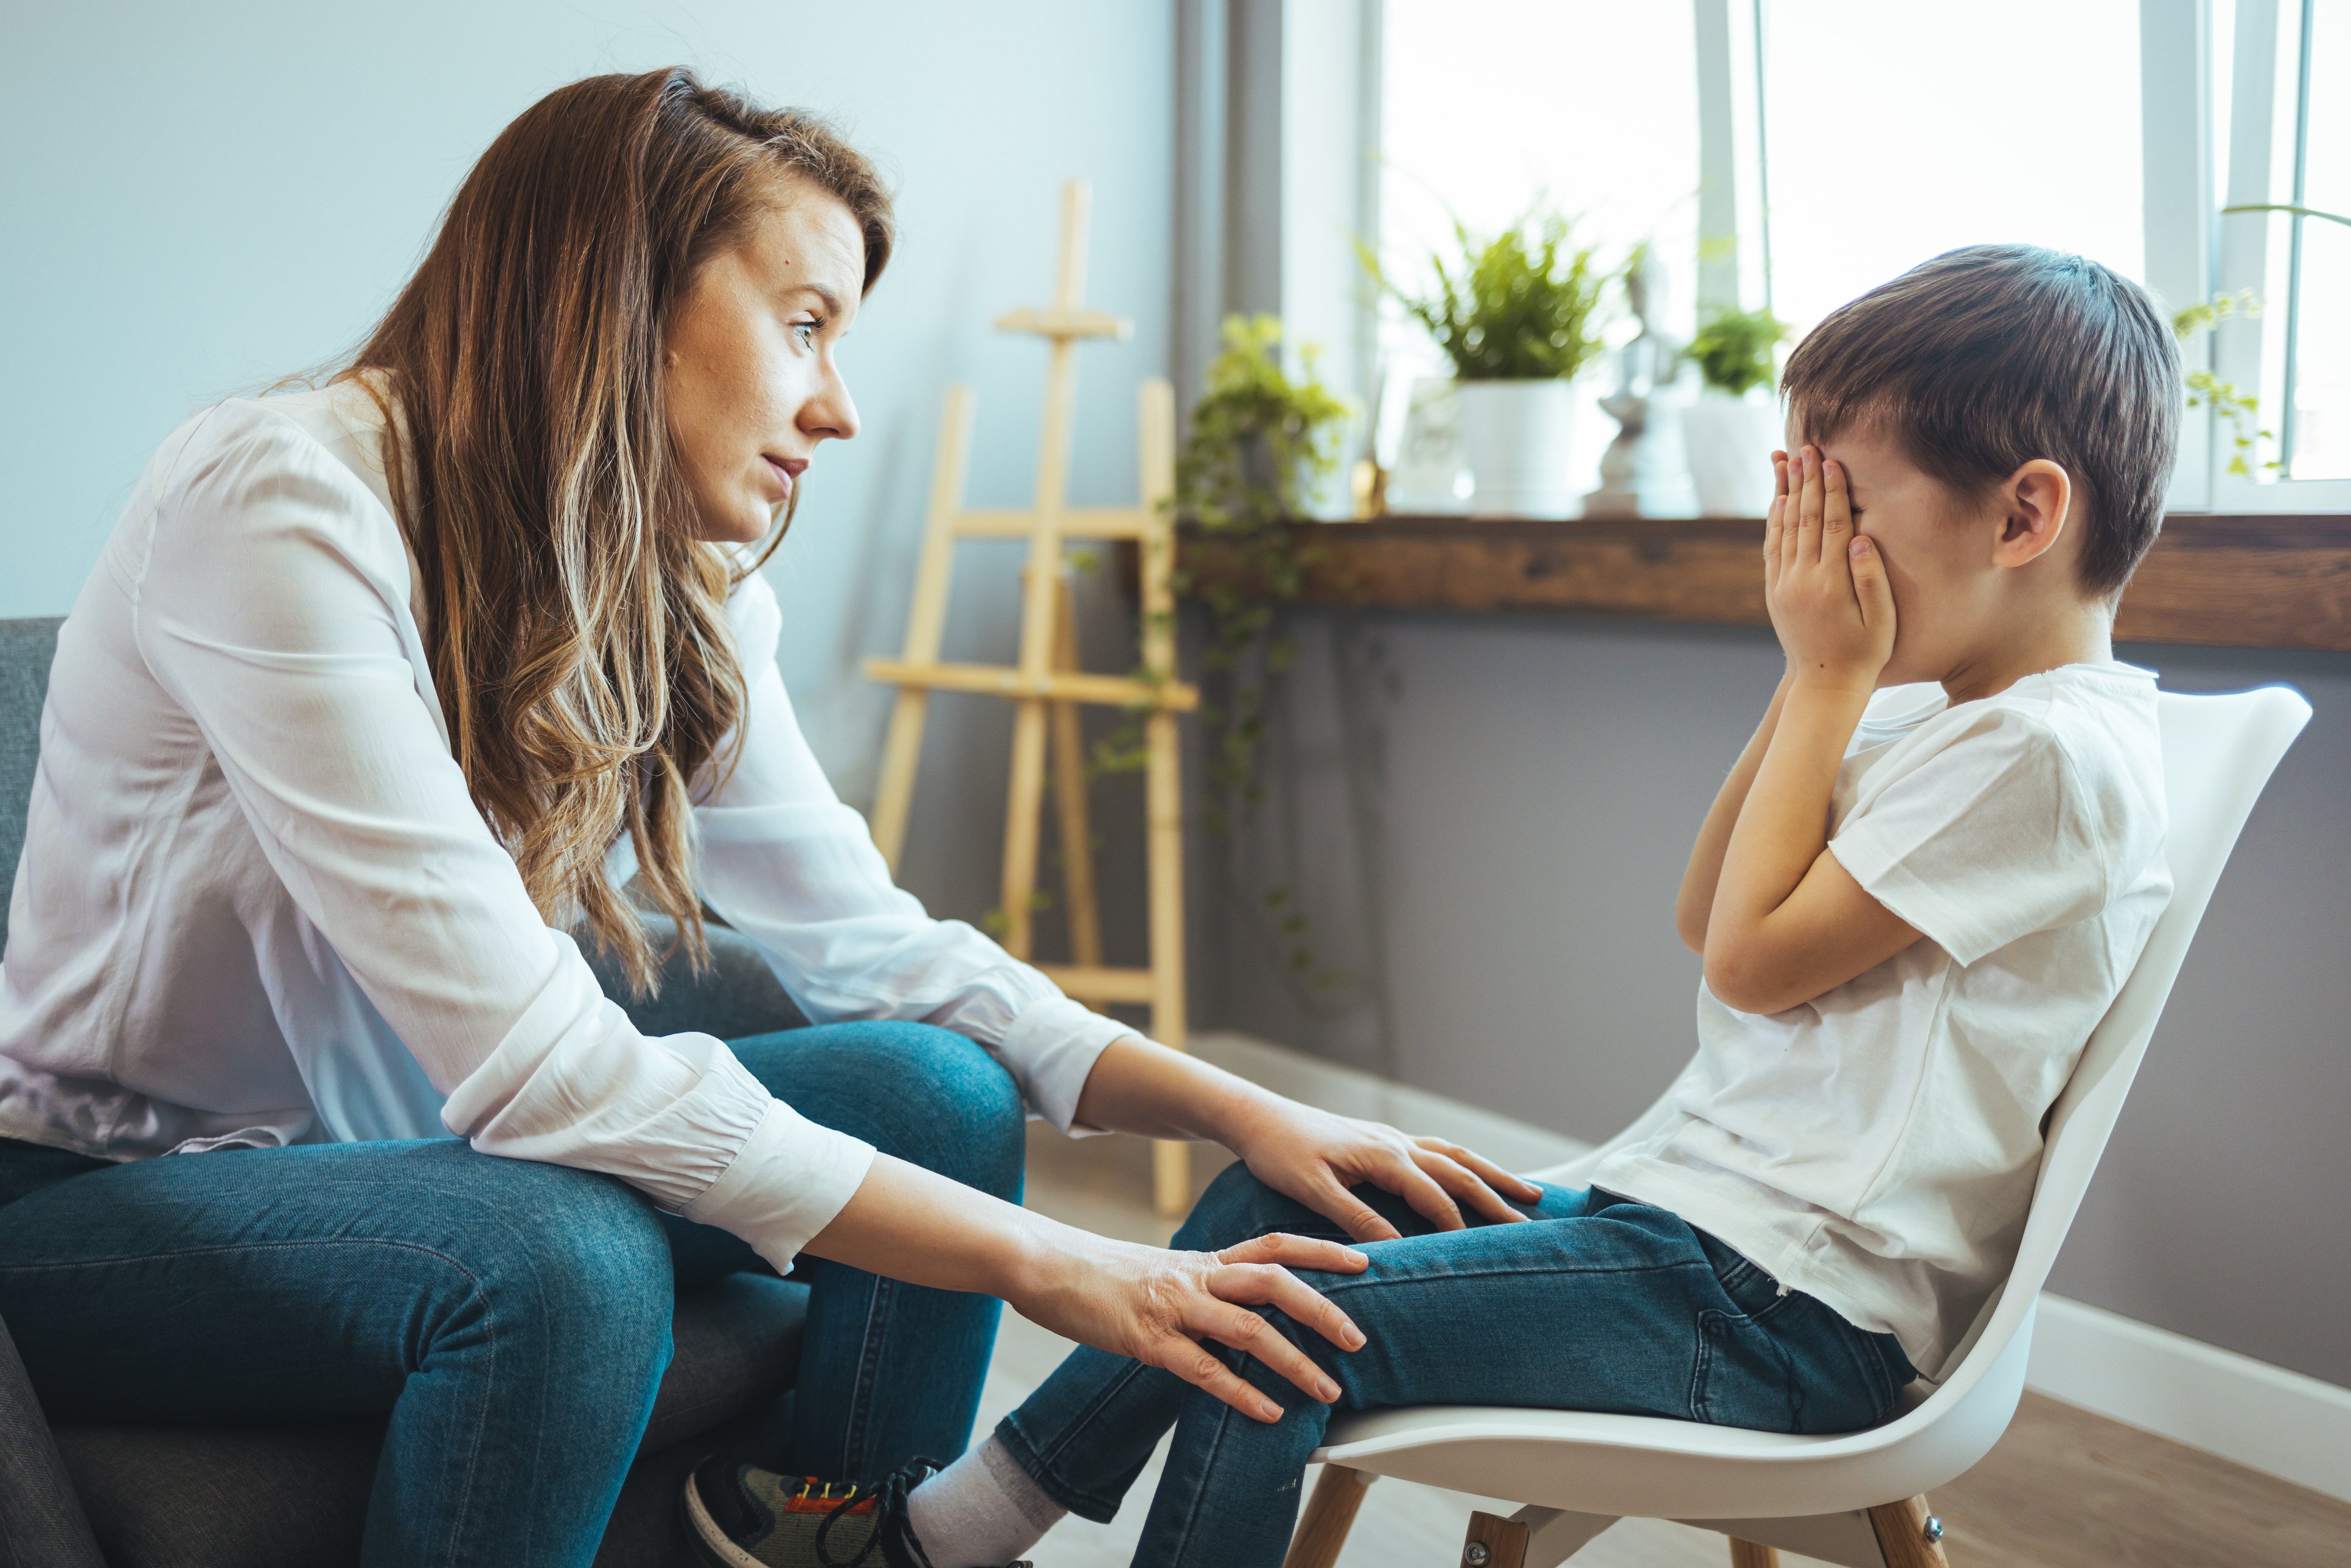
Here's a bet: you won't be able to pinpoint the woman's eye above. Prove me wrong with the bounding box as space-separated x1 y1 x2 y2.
793 318 821 347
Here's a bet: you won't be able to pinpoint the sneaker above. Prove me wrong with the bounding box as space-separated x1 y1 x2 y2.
681 1455 1035 1568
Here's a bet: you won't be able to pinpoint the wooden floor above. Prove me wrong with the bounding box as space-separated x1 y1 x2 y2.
1005 1125 2351 1568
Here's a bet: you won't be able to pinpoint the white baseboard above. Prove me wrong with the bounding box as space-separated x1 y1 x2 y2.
2027 1292 2351 1503
1193 1028 2351 1504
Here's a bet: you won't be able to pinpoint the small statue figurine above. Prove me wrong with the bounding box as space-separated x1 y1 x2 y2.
1584 248 1698 518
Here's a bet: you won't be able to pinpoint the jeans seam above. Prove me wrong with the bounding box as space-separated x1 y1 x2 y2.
1690 1309 1722 1423
998 1359 1157 1520
1162 1389 1235 1567
5 1238 503 1562
1311 1256 1711 1300
841 1275 896 1478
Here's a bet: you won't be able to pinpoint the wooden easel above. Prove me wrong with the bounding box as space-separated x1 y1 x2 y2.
865 180 1199 1216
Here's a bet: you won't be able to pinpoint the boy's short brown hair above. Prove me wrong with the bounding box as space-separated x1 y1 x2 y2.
1780 245 2180 597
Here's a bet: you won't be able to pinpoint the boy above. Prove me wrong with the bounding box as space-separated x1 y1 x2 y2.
686 245 2179 1568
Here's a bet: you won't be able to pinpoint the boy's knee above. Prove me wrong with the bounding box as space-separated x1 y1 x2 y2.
1172 1160 1309 1252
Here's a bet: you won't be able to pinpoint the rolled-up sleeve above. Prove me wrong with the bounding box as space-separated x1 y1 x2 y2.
691 574 1133 1134
133 404 872 1272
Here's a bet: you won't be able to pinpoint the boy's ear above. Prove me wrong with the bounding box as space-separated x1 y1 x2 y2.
1989 459 2074 570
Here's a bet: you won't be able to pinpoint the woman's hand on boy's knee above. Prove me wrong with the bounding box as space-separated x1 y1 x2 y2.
1015 1227 1370 1424
1222 1096 1544 1243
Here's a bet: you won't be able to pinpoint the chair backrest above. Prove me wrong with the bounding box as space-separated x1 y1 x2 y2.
1930 685 2310 1380
1539 686 2313 1393
0 618 64 955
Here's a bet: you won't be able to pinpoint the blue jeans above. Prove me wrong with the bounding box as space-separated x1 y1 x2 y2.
0 1022 1023 1567
998 1165 1915 1568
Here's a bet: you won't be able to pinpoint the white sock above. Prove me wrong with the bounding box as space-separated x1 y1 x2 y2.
906 1435 1067 1568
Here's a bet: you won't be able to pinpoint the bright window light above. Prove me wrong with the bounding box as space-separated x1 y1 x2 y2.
1760 0 2146 333
1380 0 1700 335
2285 0 2349 479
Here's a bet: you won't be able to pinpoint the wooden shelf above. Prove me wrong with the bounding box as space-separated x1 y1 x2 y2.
1175 513 2351 653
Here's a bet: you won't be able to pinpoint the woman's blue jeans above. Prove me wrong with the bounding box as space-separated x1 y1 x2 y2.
0 1022 1024 1567
997 1164 1915 1568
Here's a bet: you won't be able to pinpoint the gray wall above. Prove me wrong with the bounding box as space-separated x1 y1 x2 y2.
0 0 1173 950
1200 608 2351 1389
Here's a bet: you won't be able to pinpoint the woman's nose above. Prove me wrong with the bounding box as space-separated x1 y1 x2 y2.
802 366 860 444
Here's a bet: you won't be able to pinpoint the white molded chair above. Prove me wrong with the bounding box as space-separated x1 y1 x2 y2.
1287 688 2313 1568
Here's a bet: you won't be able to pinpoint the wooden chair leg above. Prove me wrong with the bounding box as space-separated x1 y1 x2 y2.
1461 1509 1531 1568
1866 1495 1950 1568
1727 1539 1779 1568
1282 1465 1373 1568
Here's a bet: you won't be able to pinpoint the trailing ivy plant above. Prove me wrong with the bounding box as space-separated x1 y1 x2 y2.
1090 315 1352 988
2173 290 2277 477
1685 303 1791 396
1364 207 1613 381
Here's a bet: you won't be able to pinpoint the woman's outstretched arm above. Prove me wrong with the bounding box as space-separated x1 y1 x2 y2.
807 1152 1370 1423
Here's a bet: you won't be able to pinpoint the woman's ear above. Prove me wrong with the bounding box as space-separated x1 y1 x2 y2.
1990 459 2073 570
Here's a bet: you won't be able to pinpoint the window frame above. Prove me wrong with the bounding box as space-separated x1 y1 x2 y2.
2209 0 2351 509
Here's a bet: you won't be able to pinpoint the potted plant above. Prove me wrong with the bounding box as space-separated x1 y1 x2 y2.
1370 210 1612 517
1681 302 1789 516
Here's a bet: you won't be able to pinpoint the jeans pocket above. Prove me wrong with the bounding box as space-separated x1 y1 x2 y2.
1690 1308 1804 1432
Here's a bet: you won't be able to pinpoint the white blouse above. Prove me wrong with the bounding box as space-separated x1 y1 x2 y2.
0 382 1127 1272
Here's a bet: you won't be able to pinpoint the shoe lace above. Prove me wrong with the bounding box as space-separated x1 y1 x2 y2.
811 1456 942 1568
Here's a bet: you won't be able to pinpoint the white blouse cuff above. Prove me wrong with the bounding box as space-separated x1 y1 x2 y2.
997 994 1133 1134
680 1099 877 1275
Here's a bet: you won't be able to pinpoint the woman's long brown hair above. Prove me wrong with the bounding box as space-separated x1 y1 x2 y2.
344 68 892 995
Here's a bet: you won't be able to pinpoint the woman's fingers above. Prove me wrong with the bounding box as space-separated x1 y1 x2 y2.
1384 1151 1468 1232
1208 1260 1365 1354
1302 1173 1403 1242
1188 1297 1340 1408
1412 1145 1528 1225
1145 1328 1286 1423
1415 1137 1543 1204
1221 1231 1371 1275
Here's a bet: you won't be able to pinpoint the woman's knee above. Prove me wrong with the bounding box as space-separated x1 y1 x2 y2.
761 1022 1025 1199
417 1146 675 1365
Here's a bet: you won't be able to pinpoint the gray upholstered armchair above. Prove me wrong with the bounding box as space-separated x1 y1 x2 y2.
0 616 817 1568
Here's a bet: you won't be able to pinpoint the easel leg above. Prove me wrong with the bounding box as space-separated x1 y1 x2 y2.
1000 697 1050 961
1145 705 1189 1215
870 690 930 875
1050 585 1103 970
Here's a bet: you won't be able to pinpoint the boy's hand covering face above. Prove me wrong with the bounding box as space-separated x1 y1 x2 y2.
1764 446 1897 692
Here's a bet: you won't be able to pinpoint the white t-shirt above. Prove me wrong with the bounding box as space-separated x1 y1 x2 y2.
1593 665 2172 1376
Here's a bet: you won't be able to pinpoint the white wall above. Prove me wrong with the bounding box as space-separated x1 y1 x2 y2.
0 0 1174 937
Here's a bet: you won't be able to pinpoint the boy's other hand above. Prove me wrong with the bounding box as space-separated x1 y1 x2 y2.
1764 445 1896 693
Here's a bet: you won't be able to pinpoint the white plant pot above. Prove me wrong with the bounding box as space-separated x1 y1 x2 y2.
1683 388 1783 516
1454 380 1580 518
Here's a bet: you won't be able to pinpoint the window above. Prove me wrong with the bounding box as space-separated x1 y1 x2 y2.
2210 0 2351 504
1362 0 2347 512
1758 0 2145 337
2277 0 2347 479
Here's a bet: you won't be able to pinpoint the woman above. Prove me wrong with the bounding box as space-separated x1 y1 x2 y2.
0 69 1531 1567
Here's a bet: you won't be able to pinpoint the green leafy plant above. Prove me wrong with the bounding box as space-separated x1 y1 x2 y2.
1093 315 1351 989
1685 303 1791 397
2173 290 2277 477
1366 208 1613 381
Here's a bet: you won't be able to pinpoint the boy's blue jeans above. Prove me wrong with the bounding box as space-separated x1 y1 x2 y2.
998 1163 1916 1568
0 1022 1022 1568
